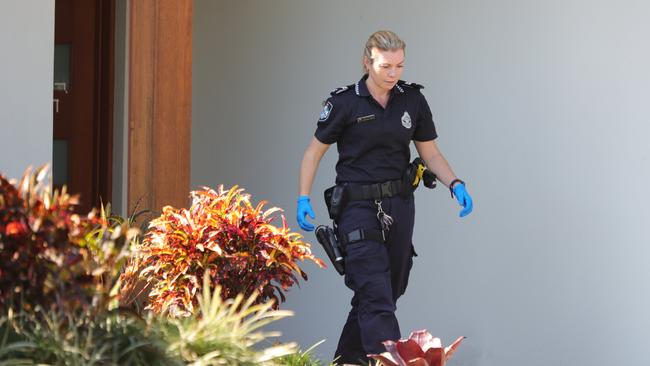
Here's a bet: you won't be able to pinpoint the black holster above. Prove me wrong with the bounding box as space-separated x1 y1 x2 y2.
315 225 345 275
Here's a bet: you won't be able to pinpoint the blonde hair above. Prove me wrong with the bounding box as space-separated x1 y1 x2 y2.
362 30 406 73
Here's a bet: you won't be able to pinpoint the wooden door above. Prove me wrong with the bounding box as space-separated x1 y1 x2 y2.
53 0 113 213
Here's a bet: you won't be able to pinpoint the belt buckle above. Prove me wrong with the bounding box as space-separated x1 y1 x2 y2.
380 181 392 197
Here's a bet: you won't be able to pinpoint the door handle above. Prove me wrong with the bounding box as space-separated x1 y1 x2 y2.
54 82 68 94
54 98 59 113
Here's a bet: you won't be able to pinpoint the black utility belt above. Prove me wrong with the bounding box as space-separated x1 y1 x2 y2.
324 158 437 221
346 179 407 201
324 179 408 221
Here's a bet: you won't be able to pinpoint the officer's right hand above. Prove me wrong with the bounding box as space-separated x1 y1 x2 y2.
296 195 316 231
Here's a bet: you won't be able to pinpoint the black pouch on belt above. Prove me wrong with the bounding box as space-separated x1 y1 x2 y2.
324 185 348 220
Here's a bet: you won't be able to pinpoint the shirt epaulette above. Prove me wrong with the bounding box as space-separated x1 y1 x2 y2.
330 83 356 96
398 80 425 89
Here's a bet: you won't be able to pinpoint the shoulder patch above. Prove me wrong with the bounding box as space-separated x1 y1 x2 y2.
330 83 355 96
399 80 425 89
318 101 333 122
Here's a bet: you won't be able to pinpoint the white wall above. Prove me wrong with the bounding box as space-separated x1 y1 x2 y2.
0 1 55 181
193 1 650 364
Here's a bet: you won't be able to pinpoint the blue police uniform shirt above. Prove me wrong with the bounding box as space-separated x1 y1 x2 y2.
314 75 438 184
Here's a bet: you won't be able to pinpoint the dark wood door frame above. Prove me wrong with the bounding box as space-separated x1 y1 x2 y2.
128 0 192 218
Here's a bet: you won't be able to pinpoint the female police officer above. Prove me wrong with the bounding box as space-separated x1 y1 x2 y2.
296 30 473 364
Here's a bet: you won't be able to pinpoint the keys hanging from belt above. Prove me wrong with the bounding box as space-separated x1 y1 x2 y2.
375 199 393 231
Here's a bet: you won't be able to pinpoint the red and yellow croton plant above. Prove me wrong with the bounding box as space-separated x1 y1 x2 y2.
121 185 324 317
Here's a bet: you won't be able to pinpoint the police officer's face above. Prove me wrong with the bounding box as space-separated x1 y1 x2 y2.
365 47 405 92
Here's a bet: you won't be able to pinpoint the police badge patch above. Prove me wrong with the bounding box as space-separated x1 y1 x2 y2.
319 101 333 122
401 111 412 129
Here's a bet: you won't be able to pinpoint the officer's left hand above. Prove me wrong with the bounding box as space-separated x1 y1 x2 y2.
452 184 473 217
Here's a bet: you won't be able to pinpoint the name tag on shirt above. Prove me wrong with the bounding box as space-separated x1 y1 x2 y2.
356 114 376 123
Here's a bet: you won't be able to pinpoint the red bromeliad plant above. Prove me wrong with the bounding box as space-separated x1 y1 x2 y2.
121 185 325 317
369 330 465 366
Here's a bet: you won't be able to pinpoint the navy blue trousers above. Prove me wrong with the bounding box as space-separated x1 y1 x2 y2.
333 194 416 365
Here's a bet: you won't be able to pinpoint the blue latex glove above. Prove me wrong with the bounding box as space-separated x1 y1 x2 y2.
452 184 473 218
296 195 316 231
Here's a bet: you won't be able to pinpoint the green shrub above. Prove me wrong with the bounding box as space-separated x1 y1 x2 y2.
0 276 298 365
153 274 297 365
275 341 335 366
0 307 172 365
